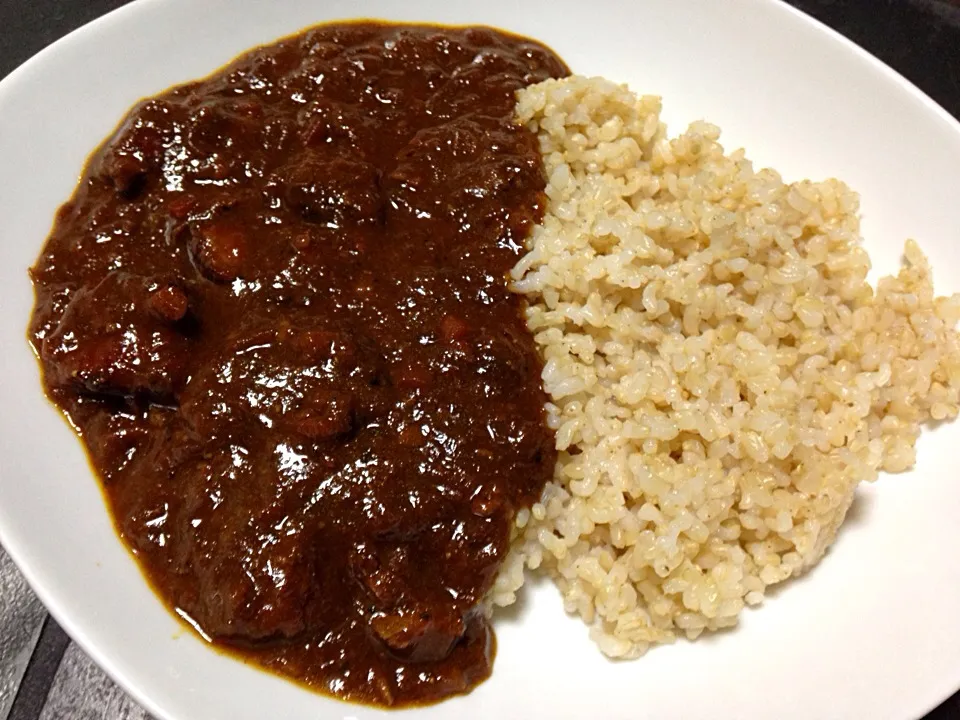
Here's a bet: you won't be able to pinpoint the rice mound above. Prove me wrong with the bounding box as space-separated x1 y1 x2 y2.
493 75 960 658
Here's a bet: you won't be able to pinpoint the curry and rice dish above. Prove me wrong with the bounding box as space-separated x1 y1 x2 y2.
27 20 960 708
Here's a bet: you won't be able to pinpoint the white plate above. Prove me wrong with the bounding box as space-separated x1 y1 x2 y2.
2 1 959 718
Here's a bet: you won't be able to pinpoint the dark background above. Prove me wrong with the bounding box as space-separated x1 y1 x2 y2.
0 1 958 718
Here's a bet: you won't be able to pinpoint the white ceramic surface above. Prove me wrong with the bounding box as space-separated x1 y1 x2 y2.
1 1 959 718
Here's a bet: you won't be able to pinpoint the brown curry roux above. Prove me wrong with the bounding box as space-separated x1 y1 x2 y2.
29 22 567 706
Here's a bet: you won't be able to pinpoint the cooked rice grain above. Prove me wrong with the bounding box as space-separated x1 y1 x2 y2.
494 75 960 658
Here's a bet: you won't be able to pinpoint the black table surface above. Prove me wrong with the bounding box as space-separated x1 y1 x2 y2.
0 1 958 719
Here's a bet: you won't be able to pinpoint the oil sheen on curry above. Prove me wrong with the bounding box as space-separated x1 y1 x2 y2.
28 22 567 706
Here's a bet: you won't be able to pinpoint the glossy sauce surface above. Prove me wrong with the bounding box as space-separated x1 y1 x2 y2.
28 22 566 706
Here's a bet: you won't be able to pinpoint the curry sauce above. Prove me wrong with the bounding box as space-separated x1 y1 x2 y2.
29 22 567 706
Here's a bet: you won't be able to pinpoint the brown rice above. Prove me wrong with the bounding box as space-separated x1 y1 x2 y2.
492 75 960 659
